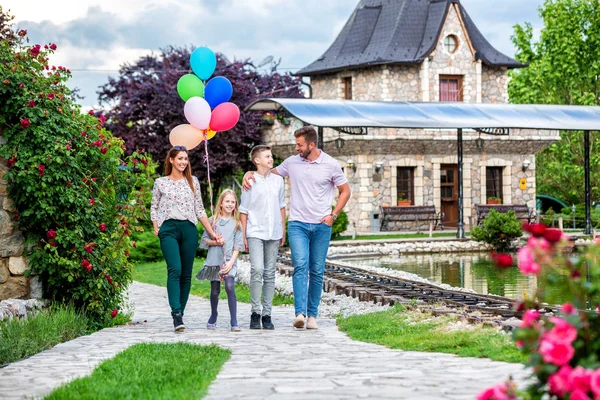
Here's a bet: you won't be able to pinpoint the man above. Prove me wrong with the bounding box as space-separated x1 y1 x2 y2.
243 126 351 329
239 145 286 330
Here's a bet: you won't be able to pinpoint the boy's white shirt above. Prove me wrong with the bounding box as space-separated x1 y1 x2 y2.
239 171 285 241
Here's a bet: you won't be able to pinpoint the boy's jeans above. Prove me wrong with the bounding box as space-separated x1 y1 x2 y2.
248 238 280 316
287 221 332 317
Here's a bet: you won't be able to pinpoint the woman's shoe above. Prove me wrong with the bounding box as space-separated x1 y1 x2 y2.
207 322 217 330
231 326 241 332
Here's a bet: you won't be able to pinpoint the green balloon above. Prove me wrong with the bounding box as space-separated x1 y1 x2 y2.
177 74 205 101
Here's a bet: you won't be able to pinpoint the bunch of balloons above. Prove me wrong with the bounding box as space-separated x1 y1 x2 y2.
170 47 241 149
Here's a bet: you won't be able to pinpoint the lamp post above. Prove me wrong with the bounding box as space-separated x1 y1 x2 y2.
572 204 577 230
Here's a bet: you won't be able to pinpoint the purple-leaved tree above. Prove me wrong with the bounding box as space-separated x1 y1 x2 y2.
98 46 304 198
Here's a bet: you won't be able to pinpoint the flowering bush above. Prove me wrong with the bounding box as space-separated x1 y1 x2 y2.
478 223 600 400
0 32 155 327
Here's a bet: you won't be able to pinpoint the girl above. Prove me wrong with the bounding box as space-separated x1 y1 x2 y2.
151 145 219 332
196 189 244 332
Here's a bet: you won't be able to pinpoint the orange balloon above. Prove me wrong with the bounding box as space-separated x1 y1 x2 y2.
169 124 204 150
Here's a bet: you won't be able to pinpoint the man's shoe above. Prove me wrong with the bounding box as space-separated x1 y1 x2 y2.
262 315 275 330
293 314 305 329
173 313 185 332
250 312 261 329
306 316 318 330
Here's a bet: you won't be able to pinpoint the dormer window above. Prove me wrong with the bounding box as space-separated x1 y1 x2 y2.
444 35 458 54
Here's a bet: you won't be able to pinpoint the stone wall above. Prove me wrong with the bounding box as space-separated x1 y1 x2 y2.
0 135 40 301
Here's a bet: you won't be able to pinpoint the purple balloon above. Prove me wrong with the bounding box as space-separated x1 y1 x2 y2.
184 97 211 130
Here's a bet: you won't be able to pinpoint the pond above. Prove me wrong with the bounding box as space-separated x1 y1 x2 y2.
339 252 569 303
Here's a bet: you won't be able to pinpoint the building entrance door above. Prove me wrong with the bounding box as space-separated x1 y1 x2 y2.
440 164 459 228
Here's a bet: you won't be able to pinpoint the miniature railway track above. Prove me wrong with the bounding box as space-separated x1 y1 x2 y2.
277 255 530 319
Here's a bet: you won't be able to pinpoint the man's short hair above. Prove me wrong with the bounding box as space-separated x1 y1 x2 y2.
294 126 318 146
249 145 272 166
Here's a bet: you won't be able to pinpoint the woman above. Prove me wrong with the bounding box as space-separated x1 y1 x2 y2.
151 145 221 332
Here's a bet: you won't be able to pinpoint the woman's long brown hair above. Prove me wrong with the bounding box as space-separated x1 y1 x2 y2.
164 147 194 193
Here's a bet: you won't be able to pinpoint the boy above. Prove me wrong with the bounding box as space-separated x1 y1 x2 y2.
239 145 286 330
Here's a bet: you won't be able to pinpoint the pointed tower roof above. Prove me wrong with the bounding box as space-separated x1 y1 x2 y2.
296 0 524 76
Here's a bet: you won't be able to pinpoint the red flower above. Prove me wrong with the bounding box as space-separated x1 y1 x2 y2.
19 82 24 88
88 110 95 116
132 241 137 248
89 198 95 205
101 147 107 154
528 223 547 238
81 260 92 272
84 243 94 253
38 164 45 177
81 131 87 137
111 309 118 318
46 229 57 239
28 100 36 107
47 93 55 100
99 223 107 232
30 44 41 57
141 159 148 167
20 118 30 129
125 251 130 257
544 228 563 244
18 29 27 37
124 229 130 236
7 157 16 168
49 43 57 50
92 140 102 147
49 241 57 247
105 274 113 284
492 253 513 269
66 144 72 150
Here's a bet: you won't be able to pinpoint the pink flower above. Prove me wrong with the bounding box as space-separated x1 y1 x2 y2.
81 260 92 272
539 338 575 366
570 389 591 400
46 229 57 239
476 383 515 400
88 110 95 116
111 309 118 318
560 303 578 315
30 44 41 57
20 118 30 129
89 198 95 205
98 114 106 125
590 368 600 396
28 100 36 107
49 43 57 50
527 236 551 252
66 144 72 150
99 223 107 232
47 93 55 100
568 366 591 394
517 246 540 275
18 29 27 37
548 365 573 397
520 309 540 328
547 317 578 344
38 164 45 177
101 147 107 154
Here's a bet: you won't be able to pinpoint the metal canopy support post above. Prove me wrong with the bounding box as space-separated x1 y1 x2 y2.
317 126 324 150
457 128 465 239
585 130 592 235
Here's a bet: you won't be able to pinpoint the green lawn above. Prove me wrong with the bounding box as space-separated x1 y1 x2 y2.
0 304 89 365
133 259 294 306
337 305 525 364
46 343 230 399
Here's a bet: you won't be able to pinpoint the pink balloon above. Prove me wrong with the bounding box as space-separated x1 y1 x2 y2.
209 102 240 132
169 124 204 150
184 97 211 130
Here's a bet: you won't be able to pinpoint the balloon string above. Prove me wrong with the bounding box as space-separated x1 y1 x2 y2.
203 132 226 281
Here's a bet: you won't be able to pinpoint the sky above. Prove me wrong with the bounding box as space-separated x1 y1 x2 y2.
5 0 545 109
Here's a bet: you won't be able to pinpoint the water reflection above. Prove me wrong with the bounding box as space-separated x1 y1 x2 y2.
340 253 541 300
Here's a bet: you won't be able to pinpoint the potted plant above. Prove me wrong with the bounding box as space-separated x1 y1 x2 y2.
487 196 502 205
397 193 411 206
262 112 275 125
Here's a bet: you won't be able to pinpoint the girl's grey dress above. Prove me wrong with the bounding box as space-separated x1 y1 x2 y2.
196 217 244 281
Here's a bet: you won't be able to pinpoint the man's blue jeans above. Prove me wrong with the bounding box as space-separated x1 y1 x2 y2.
288 221 332 317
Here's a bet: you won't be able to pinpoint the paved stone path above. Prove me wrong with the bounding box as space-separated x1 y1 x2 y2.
0 282 529 399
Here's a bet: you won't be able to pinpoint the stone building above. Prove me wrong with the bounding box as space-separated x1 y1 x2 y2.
262 0 559 234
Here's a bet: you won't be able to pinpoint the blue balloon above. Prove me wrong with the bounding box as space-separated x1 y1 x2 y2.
204 76 233 109
190 47 216 81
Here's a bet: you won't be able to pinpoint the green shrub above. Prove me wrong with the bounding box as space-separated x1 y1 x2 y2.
331 209 349 239
0 33 154 327
471 209 522 252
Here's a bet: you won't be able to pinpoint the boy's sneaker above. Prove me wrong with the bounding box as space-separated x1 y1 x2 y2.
173 313 185 332
293 314 305 329
262 315 275 330
250 312 261 329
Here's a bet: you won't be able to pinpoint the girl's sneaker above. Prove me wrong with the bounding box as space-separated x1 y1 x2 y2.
231 326 241 332
207 322 217 330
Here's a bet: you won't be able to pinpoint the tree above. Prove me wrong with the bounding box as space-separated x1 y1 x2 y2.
98 47 304 203
0 6 15 41
508 0 600 205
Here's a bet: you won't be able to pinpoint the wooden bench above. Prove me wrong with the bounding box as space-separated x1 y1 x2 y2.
380 205 444 231
475 204 535 226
